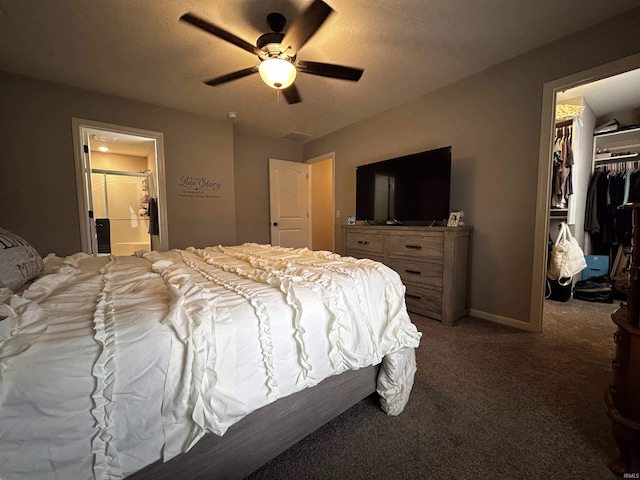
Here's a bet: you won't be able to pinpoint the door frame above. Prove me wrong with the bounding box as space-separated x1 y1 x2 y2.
307 152 336 252
531 52 640 332
71 118 169 253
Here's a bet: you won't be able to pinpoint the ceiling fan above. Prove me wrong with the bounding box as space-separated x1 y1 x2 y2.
180 0 364 104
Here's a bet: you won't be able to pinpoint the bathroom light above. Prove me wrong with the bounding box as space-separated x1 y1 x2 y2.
98 146 109 152
258 58 297 89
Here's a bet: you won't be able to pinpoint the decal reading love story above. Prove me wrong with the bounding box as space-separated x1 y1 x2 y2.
178 175 222 199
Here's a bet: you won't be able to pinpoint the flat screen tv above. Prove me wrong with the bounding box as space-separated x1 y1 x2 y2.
355 146 451 225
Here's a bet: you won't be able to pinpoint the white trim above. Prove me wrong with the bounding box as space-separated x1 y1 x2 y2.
154 133 169 251
71 120 89 252
307 165 313 248
532 52 640 333
71 118 169 253
469 309 539 332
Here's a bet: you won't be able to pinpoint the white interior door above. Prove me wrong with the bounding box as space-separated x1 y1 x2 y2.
269 158 309 248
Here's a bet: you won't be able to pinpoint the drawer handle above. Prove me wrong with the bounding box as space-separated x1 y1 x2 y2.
613 332 620 344
405 245 422 250
405 269 421 275
406 293 422 300
357 240 370 245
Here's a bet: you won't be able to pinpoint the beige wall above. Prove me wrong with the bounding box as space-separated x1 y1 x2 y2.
303 7 640 326
91 151 148 172
0 71 305 255
233 129 303 244
2 7 640 326
0 70 236 254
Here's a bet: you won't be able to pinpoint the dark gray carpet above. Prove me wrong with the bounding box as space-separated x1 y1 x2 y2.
247 299 624 480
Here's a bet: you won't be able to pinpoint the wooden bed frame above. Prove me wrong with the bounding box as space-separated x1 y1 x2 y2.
128 364 380 479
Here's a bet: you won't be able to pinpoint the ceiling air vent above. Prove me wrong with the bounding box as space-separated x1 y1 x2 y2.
282 131 313 143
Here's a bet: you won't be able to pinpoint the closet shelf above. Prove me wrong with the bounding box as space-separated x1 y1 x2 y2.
549 209 568 219
594 152 639 165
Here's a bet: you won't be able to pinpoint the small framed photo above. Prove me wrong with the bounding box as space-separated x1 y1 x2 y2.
447 211 462 227
346 216 356 225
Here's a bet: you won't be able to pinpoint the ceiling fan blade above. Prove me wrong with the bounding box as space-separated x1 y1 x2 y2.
296 61 364 81
204 66 259 86
180 12 263 57
282 84 302 104
280 0 334 56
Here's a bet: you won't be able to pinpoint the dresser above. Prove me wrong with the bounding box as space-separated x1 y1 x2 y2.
342 225 472 325
605 203 640 474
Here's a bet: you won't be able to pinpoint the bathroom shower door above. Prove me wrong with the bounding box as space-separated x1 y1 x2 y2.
91 171 151 256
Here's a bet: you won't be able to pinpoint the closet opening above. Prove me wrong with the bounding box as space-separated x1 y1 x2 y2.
532 53 640 332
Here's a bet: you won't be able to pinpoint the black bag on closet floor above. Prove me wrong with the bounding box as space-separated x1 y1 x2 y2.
573 275 613 303
546 277 572 302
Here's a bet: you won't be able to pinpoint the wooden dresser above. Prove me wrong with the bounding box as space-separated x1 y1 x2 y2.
605 203 640 475
342 225 472 325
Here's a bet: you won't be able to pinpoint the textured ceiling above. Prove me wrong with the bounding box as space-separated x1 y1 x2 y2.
1 0 639 143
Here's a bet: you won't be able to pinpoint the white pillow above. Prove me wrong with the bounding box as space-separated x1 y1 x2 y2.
0 228 44 292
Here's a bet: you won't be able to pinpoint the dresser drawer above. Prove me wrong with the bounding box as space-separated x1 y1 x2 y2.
404 283 443 320
389 234 444 260
387 258 443 288
345 231 385 256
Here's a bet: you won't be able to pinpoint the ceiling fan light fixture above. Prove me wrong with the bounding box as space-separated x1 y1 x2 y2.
259 58 297 89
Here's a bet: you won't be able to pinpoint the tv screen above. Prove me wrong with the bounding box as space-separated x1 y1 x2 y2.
355 146 451 225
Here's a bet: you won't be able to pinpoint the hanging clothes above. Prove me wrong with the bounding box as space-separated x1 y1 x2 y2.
551 128 565 208
561 125 574 199
148 197 159 235
551 124 574 209
585 162 640 255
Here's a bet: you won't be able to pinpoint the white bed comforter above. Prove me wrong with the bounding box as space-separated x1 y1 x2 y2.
0 244 421 480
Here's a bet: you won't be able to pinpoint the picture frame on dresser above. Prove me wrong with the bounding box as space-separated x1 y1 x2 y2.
447 211 463 227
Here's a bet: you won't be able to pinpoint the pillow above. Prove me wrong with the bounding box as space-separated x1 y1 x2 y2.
0 227 44 292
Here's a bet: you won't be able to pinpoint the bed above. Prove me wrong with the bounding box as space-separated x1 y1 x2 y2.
0 236 422 480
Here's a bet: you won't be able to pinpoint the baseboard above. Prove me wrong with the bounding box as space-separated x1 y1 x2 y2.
469 309 538 332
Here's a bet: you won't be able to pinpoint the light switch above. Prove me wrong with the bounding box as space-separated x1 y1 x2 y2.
336 209 341 218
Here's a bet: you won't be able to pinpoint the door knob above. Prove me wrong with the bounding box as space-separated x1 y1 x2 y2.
273 222 278 226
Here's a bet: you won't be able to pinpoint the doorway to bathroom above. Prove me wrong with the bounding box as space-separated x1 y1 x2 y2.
72 118 168 255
